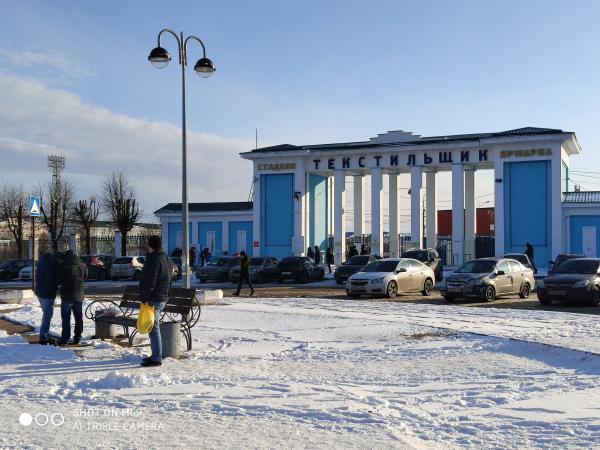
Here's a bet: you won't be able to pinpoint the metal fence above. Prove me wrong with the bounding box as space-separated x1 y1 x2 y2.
0 233 160 261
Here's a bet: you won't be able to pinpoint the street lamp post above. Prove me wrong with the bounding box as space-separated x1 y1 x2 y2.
148 29 215 288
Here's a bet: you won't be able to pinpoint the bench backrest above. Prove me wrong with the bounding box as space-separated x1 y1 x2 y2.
120 285 196 316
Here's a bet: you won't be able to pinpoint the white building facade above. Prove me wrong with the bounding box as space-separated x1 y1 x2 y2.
241 128 582 268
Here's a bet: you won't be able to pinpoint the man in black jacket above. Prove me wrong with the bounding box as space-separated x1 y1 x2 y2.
35 252 59 345
139 235 172 367
57 251 88 345
233 251 254 297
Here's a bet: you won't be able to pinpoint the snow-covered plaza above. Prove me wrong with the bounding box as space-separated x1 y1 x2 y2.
1 298 599 449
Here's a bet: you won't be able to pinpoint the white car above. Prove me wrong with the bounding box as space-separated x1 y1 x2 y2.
19 266 33 281
110 256 145 281
346 258 435 298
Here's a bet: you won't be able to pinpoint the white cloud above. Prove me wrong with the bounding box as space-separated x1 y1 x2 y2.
0 71 254 221
0 47 94 79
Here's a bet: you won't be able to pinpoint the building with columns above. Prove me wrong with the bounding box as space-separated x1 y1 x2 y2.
240 127 582 268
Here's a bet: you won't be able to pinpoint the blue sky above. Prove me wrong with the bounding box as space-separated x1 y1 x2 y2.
1 0 600 222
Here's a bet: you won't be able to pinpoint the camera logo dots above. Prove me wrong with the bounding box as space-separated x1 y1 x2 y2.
19 412 64 427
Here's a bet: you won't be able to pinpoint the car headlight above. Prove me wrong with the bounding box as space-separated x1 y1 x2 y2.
371 277 385 284
573 279 591 288
467 278 483 286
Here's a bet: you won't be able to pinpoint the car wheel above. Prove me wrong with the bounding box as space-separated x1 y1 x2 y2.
538 295 552 306
421 278 433 296
443 295 456 302
111 276 118 281
335 279 343 285
278 277 284 284
298 271 308 284
347 293 361 299
519 282 530 299
133 271 141 281
221 273 229 283
386 280 398 298
483 285 495 302
319 272 325 281
97 270 107 282
589 285 600 306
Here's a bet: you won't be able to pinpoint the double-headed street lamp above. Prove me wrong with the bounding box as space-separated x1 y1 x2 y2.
148 29 215 288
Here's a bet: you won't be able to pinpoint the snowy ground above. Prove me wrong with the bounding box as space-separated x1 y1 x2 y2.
1 297 600 449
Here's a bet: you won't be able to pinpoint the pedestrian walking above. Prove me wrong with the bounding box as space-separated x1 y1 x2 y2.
35 252 59 345
57 250 87 345
525 242 537 273
306 246 314 260
200 247 209 266
233 251 254 297
360 244 368 255
189 246 197 269
348 246 359 258
139 235 172 367
314 246 321 265
325 247 334 274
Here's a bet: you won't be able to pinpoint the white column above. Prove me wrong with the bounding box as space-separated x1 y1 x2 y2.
370 167 383 256
452 164 465 265
464 169 476 260
328 176 334 240
252 165 261 257
334 170 346 264
353 175 365 241
388 173 399 257
410 166 423 248
425 171 437 250
304 172 311 254
551 144 564 262
292 160 307 255
493 152 504 257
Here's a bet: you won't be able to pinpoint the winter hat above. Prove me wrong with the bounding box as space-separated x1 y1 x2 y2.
148 235 162 251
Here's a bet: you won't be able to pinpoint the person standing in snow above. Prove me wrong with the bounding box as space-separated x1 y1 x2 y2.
233 251 254 297
314 246 321 265
139 235 172 367
35 252 59 345
57 250 87 345
306 246 314 260
325 247 334 274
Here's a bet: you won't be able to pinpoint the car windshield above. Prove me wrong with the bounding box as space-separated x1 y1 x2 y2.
114 257 132 264
250 258 264 266
456 260 497 274
402 250 428 261
280 257 301 265
347 256 371 265
208 258 232 266
554 259 600 274
505 254 527 264
362 260 398 273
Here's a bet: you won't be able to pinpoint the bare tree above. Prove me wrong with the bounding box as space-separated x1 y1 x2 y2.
72 196 100 255
40 177 74 253
102 172 141 256
0 183 28 259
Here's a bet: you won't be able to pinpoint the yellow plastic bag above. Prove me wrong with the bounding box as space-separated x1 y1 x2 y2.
137 303 155 334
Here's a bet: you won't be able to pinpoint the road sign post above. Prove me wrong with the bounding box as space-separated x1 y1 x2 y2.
29 197 41 292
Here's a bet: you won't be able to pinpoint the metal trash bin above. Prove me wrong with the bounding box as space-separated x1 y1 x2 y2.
160 321 181 359
95 310 119 339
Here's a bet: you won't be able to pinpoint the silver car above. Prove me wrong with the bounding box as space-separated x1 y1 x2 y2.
346 258 436 299
441 257 535 302
110 256 145 281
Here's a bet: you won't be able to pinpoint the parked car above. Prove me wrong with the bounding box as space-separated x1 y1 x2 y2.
229 257 281 283
548 253 585 274
110 256 145 281
334 255 381 284
502 253 535 272
401 248 443 281
0 259 32 281
537 258 600 306
275 256 325 283
196 257 239 283
346 258 435 299
80 254 113 281
441 258 535 302
19 265 33 281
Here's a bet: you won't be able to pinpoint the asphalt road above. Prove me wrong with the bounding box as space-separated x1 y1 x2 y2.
2 277 599 315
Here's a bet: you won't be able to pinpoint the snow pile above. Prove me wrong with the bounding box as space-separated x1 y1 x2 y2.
73 370 173 391
0 330 75 363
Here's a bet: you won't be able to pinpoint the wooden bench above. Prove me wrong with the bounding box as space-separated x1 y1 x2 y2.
85 286 200 350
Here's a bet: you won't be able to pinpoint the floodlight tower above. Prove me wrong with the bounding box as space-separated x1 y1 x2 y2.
47 154 66 182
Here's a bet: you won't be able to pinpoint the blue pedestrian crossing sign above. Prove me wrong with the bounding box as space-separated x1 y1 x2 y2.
29 196 41 217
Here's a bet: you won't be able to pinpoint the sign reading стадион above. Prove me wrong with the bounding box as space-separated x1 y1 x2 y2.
257 163 296 171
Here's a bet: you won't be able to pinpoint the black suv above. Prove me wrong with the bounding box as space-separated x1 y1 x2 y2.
334 255 381 284
275 257 325 284
401 248 443 281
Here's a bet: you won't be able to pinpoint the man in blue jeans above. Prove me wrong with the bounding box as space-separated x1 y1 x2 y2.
35 252 59 345
139 235 172 367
